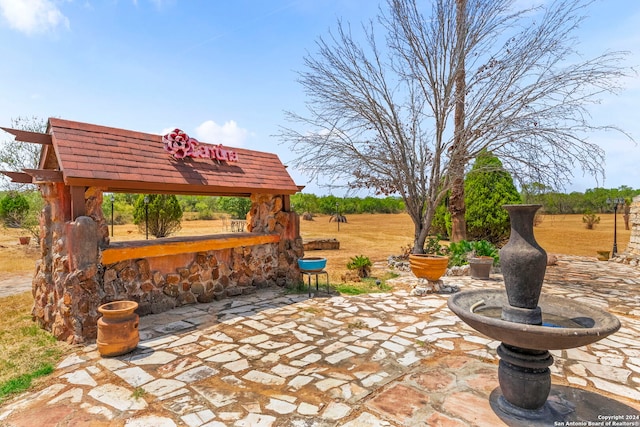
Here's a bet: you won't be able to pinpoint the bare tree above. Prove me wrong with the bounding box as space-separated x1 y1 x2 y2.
280 0 631 253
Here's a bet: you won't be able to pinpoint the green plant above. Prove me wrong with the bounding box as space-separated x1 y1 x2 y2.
218 197 251 219
346 255 372 278
0 191 29 228
133 194 183 238
0 191 42 242
470 240 499 264
448 240 474 267
582 210 600 229
464 151 521 243
131 387 147 399
447 240 499 267
347 320 368 330
430 198 451 238
424 236 448 256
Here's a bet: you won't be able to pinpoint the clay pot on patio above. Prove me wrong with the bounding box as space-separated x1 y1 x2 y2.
18 236 30 245
409 254 449 282
97 300 139 357
468 256 494 280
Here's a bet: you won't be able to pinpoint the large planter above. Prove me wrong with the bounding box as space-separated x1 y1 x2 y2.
409 254 449 282
499 204 547 325
97 301 140 357
468 256 494 280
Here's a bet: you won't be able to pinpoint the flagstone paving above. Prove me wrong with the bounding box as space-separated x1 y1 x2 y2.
0 255 639 426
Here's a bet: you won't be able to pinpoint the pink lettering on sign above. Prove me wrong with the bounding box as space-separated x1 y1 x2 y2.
162 128 239 162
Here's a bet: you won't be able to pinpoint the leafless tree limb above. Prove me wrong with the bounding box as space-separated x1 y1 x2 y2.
279 0 633 252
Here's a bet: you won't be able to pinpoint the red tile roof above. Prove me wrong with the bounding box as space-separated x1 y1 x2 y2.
40 118 299 196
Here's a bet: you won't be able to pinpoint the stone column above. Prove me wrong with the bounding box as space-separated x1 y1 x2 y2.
247 194 304 286
32 185 107 343
615 195 640 265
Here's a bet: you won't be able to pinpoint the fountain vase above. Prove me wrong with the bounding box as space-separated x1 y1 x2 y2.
499 205 547 324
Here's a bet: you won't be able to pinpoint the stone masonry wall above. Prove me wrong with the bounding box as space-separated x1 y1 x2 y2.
614 195 640 266
32 186 108 343
247 193 304 285
102 244 279 317
33 190 304 344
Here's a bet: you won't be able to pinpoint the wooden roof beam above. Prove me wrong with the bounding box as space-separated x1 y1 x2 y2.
0 171 33 184
22 169 63 183
0 127 52 145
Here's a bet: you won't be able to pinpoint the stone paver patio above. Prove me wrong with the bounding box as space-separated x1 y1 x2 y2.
0 255 639 426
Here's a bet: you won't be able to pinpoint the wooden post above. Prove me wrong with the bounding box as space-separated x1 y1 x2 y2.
70 186 86 220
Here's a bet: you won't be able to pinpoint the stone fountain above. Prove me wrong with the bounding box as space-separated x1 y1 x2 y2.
448 204 621 423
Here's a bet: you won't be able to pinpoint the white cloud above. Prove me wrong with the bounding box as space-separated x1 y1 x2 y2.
195 120 249 148
0 0 69 35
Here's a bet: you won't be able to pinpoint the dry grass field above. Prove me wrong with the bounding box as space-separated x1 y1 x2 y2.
0 212 630 283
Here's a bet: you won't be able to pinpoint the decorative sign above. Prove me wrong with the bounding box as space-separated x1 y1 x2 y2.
162 128 238 162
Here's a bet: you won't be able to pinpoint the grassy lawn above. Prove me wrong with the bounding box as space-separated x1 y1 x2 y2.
0 292 72 403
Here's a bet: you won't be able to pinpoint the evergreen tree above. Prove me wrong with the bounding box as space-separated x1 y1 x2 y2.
464 151 521 243
133 194 183 238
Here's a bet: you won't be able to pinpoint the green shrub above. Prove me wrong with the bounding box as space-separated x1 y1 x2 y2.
447 240 499 266
464 151 521 243
101 194 135 225
448 240 474 266
133 194 183 238
582 210 600 229
346 255 372 278
0 191 29 228
218 197 251 219
430 197 451 238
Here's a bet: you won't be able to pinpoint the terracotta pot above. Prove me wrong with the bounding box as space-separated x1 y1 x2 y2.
409 254 449 281
97 301 139 357
468 256 493 280
18 236 30 245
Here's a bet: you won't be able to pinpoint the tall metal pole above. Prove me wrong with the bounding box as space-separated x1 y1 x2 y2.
144 195 149 240
110 194 115 237
613 201 619 256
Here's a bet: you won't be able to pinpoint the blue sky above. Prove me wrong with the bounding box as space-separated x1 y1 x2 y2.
0 0 639 196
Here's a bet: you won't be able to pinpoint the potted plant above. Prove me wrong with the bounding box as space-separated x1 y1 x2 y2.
409 236 450 282
468 240 499 279
448 240 499 280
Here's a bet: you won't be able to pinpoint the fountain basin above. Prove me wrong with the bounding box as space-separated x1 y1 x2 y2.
448 289 620 350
